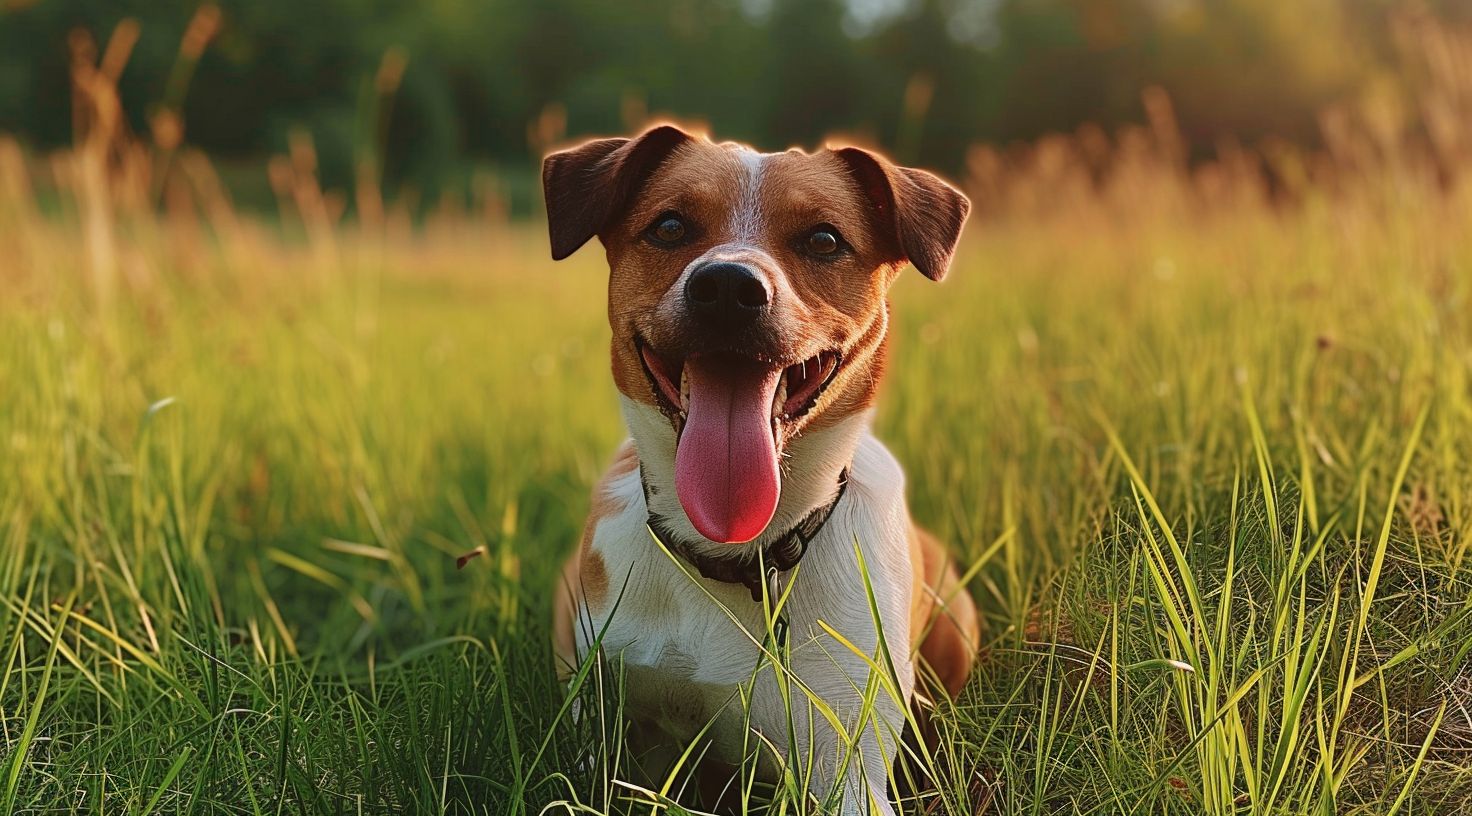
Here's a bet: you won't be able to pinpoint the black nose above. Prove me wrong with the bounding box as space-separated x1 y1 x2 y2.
684 262 771 328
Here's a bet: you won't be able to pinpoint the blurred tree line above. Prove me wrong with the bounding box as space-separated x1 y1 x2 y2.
0 0 1462 208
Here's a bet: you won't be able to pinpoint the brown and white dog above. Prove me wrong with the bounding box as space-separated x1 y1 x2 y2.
546 125 979 815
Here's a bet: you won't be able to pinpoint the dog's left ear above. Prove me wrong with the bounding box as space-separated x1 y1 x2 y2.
833 147 970 281
542 125 692 260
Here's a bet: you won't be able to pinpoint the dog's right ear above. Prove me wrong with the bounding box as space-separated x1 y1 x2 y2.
542 125 692 260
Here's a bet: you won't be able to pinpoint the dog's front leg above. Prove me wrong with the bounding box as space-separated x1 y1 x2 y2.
758 642 907 815
744 601 912 816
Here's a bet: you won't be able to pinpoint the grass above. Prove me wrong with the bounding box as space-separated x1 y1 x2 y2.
4 29 1472 810
3 181 1471 813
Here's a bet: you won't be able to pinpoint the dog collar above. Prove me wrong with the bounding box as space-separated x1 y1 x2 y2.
643 468 849 603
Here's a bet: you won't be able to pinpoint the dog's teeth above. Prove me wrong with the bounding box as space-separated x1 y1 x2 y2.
680 366 689 411
773 373 787 419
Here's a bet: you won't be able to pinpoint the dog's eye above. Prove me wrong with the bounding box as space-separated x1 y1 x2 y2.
805 227 840 256
648 214 687 246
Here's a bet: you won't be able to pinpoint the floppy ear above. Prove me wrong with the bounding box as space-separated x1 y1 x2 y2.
833 147 970 281
542 125 692 260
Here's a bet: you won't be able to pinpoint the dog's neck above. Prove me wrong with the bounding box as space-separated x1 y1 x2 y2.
619 397 871 561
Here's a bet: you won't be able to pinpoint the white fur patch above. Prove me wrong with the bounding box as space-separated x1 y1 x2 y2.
731 147 766 244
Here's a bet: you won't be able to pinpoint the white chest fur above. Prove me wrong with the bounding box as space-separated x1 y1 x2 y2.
570 418 915 814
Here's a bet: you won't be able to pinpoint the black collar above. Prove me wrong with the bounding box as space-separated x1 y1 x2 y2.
643 468 849 602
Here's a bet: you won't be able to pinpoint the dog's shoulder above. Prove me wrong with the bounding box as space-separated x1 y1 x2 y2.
551 440 644 678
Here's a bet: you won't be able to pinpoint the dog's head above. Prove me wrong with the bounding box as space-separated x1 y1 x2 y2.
543 125 969 545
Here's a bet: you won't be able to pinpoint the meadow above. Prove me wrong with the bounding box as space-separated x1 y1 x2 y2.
4 25 1472 816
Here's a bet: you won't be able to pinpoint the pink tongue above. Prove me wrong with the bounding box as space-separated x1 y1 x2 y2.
674 355 782 544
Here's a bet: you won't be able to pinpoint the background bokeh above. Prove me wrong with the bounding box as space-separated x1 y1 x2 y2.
2 0 1468 207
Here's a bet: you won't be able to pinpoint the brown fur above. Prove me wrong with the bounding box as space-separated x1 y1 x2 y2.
909 525 981 700
596 139 925 440
544 126 968 436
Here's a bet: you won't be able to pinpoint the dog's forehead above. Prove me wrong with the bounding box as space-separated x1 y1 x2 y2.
637 140 867 234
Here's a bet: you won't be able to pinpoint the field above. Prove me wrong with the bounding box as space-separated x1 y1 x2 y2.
5 60 1472 816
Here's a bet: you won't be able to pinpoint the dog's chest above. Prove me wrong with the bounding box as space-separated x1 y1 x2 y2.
591 565 788 766
575 429 915 754
595 559 769 735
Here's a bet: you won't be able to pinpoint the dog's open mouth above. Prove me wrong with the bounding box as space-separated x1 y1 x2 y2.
638 344 841 423
638 341 841 545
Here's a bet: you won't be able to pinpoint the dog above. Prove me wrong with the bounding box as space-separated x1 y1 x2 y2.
545 125 979 815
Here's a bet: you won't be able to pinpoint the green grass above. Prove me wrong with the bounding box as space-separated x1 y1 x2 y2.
2 190 1471 814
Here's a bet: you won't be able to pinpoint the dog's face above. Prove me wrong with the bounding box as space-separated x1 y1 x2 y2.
544 125 969 544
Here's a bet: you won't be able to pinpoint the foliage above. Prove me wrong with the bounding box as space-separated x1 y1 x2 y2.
0 0 1457 197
